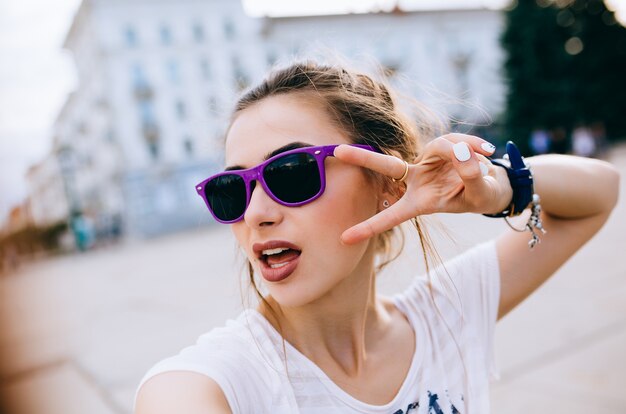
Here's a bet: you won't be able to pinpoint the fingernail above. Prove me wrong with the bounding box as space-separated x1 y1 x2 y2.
481 142 496 153
453 142 471 162
479 162 489 176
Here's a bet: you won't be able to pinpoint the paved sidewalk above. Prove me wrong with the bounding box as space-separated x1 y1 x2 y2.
1 145 625 414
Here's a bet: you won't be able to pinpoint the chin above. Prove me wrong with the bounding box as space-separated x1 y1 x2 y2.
265 286 322 309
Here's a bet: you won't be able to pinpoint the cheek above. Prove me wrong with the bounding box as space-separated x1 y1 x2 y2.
230 224 244 244
320 169 378 227
230 224 252 262
299 169 377 263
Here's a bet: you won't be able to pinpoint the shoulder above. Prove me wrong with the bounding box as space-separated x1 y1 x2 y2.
135 371 231 414
135 311 283 414
394 240 500 337
141 311 268 379
398 240 499 302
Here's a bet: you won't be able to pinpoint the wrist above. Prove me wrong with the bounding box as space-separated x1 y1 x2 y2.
483 141 535 218
480 140 546 249
492 166 514 214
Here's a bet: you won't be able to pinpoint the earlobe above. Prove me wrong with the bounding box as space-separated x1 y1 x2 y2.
381 181 405 203
374 174 403 212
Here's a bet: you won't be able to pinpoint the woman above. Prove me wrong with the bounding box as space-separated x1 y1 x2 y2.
134 61 619 413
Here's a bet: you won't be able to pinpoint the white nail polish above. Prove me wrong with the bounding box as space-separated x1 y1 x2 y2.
479 162 489 176
481 142 496 153
453 142 471 162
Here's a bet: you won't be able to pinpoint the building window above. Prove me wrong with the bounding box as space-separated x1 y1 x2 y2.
138 99 160 162
124 26 138 47
147 141 159 160
183 137 194 157
192 23 205 43
165 59 180 84
175 100 187 120
132 64 153 100
200 59 210 80
131 64 147 87
223 19 235 40
139 101 156 126
208 96 217 112
160 25 172 45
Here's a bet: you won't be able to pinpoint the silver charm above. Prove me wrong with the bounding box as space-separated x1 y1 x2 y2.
504 193 546 249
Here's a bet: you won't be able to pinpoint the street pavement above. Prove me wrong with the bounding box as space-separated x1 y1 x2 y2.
1 145 625 414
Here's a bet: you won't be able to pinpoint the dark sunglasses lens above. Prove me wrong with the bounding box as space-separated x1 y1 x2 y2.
264 153 321 203
204 174 246 221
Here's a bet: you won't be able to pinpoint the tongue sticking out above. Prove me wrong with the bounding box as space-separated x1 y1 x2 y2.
266 249 300 266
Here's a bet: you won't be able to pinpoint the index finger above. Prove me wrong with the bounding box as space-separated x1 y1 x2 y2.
334 144 408 181
340 197 417 245
438 133 496 156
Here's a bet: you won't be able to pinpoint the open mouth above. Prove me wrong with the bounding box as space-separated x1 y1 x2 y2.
261 247 302 269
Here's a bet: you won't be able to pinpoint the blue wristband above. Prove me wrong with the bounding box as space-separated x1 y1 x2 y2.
483 141 534 218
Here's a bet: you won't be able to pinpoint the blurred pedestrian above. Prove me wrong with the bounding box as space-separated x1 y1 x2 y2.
71 213 94 251
529 128 551 155
572 125 596 157
591 121 609 157
549 126 569 154
135 59 620 414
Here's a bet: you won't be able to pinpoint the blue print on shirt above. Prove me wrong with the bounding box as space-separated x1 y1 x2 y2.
391 391 461 414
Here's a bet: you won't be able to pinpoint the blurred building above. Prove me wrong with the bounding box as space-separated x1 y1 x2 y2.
45 0 504 239
265 7 505 122
25 152 68 228
57 0 266 238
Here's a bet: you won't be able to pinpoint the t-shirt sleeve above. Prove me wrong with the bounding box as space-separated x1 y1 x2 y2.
133 329 274 414
397 239 501 380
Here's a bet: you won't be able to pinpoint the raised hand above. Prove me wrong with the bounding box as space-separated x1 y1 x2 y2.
334 134 512 245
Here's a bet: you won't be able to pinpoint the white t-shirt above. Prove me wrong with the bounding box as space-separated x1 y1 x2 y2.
136 240 500 414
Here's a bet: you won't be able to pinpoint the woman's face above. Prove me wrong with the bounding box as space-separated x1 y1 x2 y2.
225 93 382 308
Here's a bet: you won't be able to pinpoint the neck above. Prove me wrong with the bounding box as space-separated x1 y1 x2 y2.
260 245 392 377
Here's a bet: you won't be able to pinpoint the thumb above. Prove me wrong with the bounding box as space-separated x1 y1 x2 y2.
451 142 491 201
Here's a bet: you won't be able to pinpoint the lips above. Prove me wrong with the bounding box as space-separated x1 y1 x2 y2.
252 240 302 282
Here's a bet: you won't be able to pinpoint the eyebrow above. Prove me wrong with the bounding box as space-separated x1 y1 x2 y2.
224 141 313 171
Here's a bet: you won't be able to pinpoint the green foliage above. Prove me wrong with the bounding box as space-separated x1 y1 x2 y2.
0 221 69 255
501 0 626 147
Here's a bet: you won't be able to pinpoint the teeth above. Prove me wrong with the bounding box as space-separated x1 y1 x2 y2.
270 262 289 269
262 247 290 256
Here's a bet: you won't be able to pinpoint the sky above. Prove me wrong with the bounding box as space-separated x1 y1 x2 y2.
0 0 625 226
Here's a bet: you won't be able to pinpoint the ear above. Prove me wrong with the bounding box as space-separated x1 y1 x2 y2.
375 176 405 212
382 181 405 203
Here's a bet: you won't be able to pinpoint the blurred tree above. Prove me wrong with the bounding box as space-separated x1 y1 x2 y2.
573 0 626 139
501 0 626 152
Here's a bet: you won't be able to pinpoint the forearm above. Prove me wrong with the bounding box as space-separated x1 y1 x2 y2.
522 154 620 219
490 153 618 319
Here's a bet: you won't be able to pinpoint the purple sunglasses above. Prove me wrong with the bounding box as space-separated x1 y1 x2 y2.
195 144 378 223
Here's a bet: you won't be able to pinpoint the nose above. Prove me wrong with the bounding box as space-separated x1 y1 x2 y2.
243 180 283 227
